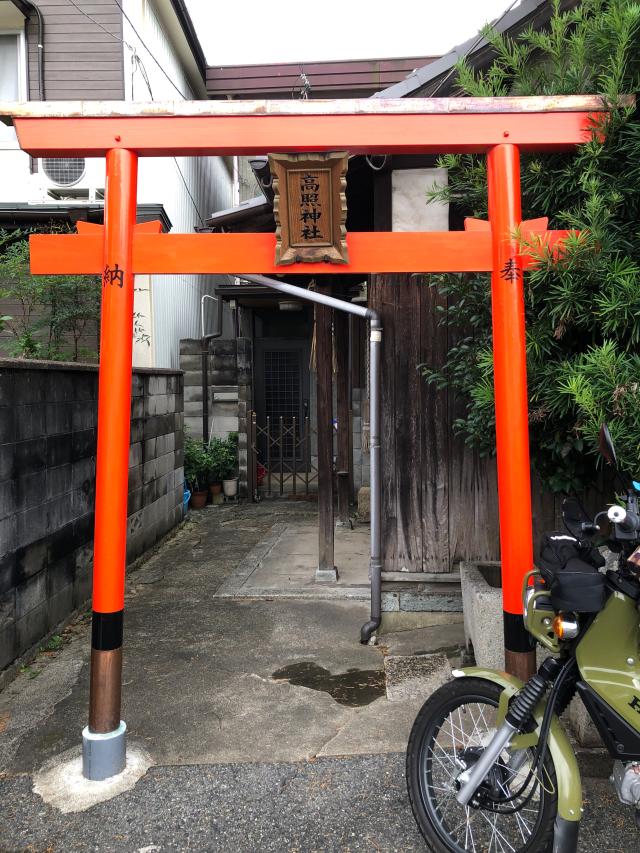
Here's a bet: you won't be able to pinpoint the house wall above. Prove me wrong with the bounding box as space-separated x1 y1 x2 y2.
1 1 234 371
1 0 124 205
123 0 234 369
25 0 125 100
0 359 184 673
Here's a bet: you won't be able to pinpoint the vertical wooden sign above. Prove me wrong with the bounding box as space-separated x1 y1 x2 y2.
269 151 349 265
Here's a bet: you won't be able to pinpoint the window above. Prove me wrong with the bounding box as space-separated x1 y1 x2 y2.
0 32 26 101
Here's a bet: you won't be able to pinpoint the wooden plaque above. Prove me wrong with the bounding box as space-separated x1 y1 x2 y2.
269 151 348 265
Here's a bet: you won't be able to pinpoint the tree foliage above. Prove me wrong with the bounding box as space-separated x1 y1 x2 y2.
0 226 101 361
0 225 151 362
422 0 640 490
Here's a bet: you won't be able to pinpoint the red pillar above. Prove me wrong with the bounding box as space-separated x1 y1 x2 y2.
486 144 536 680
83 148 138 779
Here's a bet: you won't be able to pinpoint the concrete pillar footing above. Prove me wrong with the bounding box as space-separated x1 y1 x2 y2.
82 720 127 781
316 567 338 583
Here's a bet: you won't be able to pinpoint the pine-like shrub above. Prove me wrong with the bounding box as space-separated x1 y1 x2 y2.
423 0 640 489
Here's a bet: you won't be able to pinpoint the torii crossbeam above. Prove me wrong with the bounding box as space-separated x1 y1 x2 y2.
0 95 612 782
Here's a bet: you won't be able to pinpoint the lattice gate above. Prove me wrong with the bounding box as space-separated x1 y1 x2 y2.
248 411 319 499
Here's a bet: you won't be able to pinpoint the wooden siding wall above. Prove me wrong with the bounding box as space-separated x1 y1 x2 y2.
370 273 582 572
26 0 125 101
368 273 606 573
369 274 500 573
368 169 582 574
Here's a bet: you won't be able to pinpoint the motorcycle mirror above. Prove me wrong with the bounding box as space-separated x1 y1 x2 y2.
599 423 617 467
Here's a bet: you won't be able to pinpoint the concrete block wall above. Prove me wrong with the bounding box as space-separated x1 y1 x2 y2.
0 360 184 672
180 338 240 441
236 338 253 499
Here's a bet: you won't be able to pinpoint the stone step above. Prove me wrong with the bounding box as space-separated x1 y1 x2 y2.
382 585 463 613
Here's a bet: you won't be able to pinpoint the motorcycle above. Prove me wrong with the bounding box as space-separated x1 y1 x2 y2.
406 425 640 852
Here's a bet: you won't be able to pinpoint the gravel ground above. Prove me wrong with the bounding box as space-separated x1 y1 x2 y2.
0 754 638 853
1 503 637 852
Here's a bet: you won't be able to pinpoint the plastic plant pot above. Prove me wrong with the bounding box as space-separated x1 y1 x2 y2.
223 478 238 498
190 490 208 509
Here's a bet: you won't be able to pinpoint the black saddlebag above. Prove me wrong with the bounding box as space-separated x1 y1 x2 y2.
537 533 606 613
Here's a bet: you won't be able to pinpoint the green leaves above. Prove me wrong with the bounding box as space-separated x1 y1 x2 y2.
423 0 640 491
0 225 101 361
555 341 640 476
184 434 239 491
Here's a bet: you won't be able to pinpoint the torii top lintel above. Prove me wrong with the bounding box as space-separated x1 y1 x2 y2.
0 95 617 157
1 95 627 277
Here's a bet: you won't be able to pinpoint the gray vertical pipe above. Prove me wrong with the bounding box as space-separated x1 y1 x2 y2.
237 274 382 642
360 313 382 643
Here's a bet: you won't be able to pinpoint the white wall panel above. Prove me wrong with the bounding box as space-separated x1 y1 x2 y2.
124 0 233 368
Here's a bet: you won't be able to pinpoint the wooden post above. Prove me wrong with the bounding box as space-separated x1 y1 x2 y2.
315 283 336 580
335 309 351 527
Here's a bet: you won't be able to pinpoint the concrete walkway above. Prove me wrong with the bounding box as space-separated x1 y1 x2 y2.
215 520 371 599
0 502 638 851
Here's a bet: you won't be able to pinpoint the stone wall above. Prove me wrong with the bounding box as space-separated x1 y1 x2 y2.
180 338 241 441
0 360 184 672
236 338 253 499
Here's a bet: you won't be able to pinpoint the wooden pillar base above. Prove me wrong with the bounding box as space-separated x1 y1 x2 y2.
504 649 536 682
89 647 123 733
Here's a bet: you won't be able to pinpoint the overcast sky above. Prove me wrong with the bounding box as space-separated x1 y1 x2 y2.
186 0 518 67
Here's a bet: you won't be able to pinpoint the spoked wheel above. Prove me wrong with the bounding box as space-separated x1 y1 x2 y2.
406 678 557 853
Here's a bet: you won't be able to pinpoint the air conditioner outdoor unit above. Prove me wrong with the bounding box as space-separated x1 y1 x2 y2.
38 157 105 202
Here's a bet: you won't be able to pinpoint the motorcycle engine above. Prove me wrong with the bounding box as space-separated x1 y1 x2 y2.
611 761 640 805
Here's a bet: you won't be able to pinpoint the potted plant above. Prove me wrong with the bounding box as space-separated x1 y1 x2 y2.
221 432 239 498
184 436 212 509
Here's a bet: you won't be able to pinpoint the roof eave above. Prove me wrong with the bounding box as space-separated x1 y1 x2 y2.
373 0 580 98
169 0 207 80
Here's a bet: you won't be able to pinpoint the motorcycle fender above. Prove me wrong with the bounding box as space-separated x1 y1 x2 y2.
458 667 583 824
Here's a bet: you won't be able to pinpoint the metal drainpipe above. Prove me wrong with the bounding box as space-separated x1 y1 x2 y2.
201 294 221 445
239 274 383 643
361 311 382 643
20 1 45 100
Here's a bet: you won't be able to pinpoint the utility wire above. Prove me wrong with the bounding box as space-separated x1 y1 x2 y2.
111 0 189 100
67 0 134 51
67 0 188 100
133 59 205 227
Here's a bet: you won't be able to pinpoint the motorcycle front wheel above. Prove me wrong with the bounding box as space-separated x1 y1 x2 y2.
406 677 558 853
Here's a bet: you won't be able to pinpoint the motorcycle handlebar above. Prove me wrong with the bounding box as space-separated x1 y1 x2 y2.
607 505 640 534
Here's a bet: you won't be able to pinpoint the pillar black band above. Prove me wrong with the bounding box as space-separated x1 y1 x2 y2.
91 610 123 651
503 610 535 653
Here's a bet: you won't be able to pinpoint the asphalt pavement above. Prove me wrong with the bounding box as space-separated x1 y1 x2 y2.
0 503 638 851
1 755 638 852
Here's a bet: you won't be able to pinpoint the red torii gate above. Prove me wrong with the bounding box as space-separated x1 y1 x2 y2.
3 95 604 780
